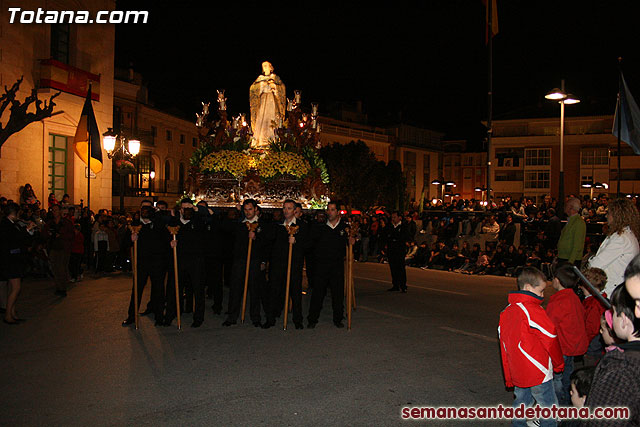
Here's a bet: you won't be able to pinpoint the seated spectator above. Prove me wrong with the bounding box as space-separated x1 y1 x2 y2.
466 250 489 275
411 242 429 267
404 241 418 265
444 243 462 271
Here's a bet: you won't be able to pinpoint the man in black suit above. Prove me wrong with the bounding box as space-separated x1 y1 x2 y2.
307 202 355 328
385 211 410 293
263 200 310 329
223 199 274 327
122 204 171 327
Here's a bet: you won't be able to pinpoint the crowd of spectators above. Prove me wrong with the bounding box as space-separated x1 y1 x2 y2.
343 193 628 280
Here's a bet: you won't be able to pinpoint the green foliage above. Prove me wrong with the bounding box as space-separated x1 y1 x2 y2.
319 141 406 210
222 135 251 152
302 146 330 184
267 139 293 153
190 142 213 167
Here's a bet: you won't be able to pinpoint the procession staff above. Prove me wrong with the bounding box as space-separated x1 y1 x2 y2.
223 199 274 327
384 211 410 293
263 200 310 330
307 202 355 329
122 205 171 327
345 222 359 330
166 198 206 328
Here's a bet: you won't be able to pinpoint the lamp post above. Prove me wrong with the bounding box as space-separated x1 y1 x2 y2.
475 186 488 207
545 80 580 213
103 127 140 213
431 179 456 203
581 181 608 200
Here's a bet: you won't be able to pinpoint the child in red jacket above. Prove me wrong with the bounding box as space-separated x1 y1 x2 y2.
546 263 589 406
581 267 608 365
499 267 564 427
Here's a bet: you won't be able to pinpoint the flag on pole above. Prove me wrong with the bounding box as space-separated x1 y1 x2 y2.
73 86 103 173
613 73 640 155
483 0 498 44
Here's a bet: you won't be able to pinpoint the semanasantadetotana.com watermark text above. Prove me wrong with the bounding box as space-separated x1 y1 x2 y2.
7 7 148 24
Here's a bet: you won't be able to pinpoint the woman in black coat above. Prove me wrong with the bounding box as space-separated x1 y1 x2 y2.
0 203 35 324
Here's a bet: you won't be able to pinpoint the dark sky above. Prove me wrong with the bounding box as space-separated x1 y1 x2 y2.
115 0 639 149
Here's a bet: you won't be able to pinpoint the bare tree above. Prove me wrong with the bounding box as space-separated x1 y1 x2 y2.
0 76 61 147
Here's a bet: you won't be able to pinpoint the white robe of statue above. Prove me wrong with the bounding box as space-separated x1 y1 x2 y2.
249 61 286 149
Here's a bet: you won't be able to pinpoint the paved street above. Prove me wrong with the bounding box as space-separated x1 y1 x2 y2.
0 263 524 426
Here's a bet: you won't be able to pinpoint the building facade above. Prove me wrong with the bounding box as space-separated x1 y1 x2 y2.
0 1 115 209
490 115 640 203
112 69 199 210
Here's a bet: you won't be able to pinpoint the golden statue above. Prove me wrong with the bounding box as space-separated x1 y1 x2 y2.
249 61 286 149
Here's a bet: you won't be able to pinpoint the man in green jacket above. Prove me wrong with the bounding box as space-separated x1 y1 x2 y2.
557 197 586 266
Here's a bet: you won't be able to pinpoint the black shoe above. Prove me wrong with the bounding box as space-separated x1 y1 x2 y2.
55 290 67 297
140 308 153 316
222 320 236 327
307 321 317 329
121 318 135 327
3 318 19 325
295 322 304 330
262 320 275 329
401 288 407 293
211 306 222 315
387 287 400 292
334 321 345 328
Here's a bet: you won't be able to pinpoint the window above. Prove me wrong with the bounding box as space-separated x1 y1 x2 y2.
495 171 524 182
581 148 609 166
464 169 472 179
496 148 523 167
48 135 67 200
164 160 171 193
178 163 185 193
151 126 157 145
581 175 593 187
524 170 550 189
180 134 185 145
132 155 151 192
166 130 172 141
525 149 551 166
50 24 70 64
192 137 198 147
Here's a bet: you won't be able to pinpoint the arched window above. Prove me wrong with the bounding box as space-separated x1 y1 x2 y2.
164 160 171 193
178 163 185 193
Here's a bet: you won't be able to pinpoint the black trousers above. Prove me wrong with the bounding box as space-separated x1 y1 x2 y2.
203 255 224 311
127 255 166 321
388 251 407 290
266 257 304 325
166 255 204 322
226 258 265 323
308 260 344 324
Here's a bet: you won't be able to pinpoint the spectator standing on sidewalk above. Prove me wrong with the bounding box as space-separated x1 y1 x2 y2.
556 197 586 267
44 204 74 297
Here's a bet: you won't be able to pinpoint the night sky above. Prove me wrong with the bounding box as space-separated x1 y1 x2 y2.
115 0 639 149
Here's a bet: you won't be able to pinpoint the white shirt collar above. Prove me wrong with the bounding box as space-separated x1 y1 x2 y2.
393 221 401 228
180 217 190 225
243 216 258 224
327 218 341 229
141 218 152 225
284 217 297 227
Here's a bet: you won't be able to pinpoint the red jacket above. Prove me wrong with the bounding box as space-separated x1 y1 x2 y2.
499 291 564 388
71 231 84 254
583 293 607 343
546 288 589 357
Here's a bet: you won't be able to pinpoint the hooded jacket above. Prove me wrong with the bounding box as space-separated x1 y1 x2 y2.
546 288 590 356
499 291 565 388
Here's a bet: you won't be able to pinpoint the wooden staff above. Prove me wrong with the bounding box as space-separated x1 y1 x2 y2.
168 226 181 330
241 222 259 324
283 224 299 330
349 242 356 311
346 222 359 330
129 225 142 330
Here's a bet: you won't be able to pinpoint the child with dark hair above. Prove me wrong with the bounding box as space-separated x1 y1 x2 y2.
569 366 596 409
585 284 640 424
499 267 564 426
580 267 609 366
546 263 589 405
600 310 623 353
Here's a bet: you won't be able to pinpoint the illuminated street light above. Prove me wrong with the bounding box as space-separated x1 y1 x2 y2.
545 80 580 212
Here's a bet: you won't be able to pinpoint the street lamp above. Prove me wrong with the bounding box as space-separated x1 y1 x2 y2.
103 127 140 213
545 80 580 212
581 181 608 200
431 178 455 201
